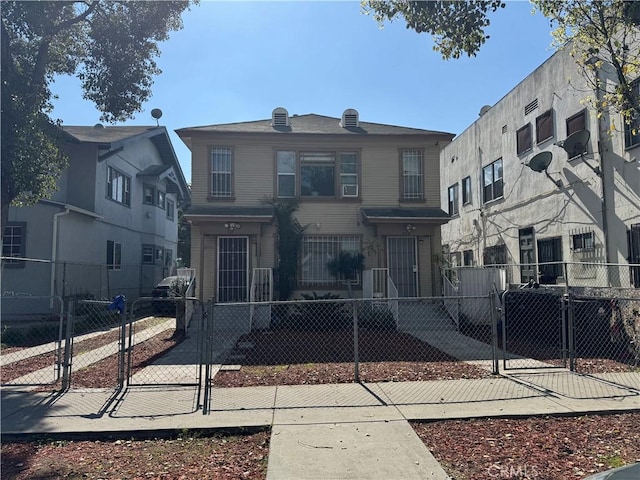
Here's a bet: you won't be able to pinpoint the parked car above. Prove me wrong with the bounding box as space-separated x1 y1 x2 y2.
583 463 640 479
151 276 179 316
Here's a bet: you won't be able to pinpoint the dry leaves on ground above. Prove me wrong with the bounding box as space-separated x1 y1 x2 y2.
1 430 270 480
413 412 640 480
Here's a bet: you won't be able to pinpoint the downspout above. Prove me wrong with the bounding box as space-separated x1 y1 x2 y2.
51 208 71 300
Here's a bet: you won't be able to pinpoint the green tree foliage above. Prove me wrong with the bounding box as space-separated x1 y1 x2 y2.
362 0 639 130
535 0 640 132
362 0 506 59
177 207 191 267
262 197 307 301
1 1 193 233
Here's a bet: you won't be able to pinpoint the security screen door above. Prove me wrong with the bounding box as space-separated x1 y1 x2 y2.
217 236 249 302
387 236 418 297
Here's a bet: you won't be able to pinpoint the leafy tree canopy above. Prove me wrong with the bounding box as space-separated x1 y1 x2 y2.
362 0 639 128
1 0 193 232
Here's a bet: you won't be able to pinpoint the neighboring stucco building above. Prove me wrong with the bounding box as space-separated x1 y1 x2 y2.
2 125 190 299
177 109 454 301
440 47 640 287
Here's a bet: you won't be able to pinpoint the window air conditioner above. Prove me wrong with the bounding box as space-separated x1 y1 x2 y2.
342 184 358 197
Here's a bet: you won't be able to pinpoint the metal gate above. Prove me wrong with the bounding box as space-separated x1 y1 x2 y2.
128 297 206 390
1 295 65 388
501 289 567 370
387 237 418 297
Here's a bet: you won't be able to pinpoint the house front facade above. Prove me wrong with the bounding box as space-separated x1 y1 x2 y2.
177 109 454 302
440 46 640 288
2 125 190 300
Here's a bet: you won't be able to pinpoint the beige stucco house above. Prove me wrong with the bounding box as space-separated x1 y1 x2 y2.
177 109 454 302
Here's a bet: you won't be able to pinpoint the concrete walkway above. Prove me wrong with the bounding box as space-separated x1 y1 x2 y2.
2 373 639 480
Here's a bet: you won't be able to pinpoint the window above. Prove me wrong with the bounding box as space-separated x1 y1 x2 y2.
300 236 360 285
462 176 471 205
448 183 459 216
538 237 563 283
143 185 155 205
482 159 503 203
156 190 165 209
2 223 25 267
142 245 154 264
301 152 335 197
155 246 164 262
463 249 474 266
277 151 296 198
536 110 554 144
164 249 173 268
401 149 424 199
107 240 122 270
340 152 358 197
624 81 640 148
166 199 175 221
211 147 233 197
566 110 587 158
516 124 532 155
107 166 131 206
483 244 506 265
571 231 595 252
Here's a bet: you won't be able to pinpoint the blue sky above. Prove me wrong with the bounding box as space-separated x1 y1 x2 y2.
51 0 557 182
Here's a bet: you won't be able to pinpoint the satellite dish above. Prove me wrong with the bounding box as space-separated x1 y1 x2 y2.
151 108 163 120
561 129 590 156
528 151 553 172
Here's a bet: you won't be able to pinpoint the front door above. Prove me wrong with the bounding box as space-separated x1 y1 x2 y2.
387 236 418 297
217 236 249 302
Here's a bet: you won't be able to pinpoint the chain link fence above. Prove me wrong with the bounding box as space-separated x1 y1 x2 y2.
207 295 498 392
1 295 65 387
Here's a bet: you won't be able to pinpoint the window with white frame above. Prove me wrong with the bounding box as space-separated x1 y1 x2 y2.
107 240 122 270
156 190 165 209
300 236 360 285
166 199 175 221
301 152 335 197
482 158 503 203
339 152 358 197
211 147 233 197
448 183 459 216
107 166 131 206
401 149 424 199
143 185 155 205
2 223 25 266
277 151 296 197
462 176 471 205
142 244 154 264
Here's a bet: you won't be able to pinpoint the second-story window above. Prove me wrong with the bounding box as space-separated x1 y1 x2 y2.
277 151 296 198
301 152 335 197
516 124 532 155
107 166 131 206
482 158 503 203
448 183 459 216
566 110 587 159
339 152 358 197
401 149 424 200
156 190 165 209
462 176 472 205
166 199 175 221
211 147 233 198
536 110 554 144
143 185 155 205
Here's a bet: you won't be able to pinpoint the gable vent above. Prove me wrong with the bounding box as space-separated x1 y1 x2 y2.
340 108 359 128
272 107 289 127
524 99 539 116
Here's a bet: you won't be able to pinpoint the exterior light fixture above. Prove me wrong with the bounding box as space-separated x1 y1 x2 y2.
224 222 241 232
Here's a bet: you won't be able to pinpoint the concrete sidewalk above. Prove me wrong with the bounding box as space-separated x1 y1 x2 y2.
2 373 639 480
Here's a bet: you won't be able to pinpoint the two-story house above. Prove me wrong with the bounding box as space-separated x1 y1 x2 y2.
440 46 640 288
2 125 191 300
177 109 454 301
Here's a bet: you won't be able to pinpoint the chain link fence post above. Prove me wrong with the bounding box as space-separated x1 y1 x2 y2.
353 298 360 383
117 299 127 389
61 298 74 390
490 292 499 375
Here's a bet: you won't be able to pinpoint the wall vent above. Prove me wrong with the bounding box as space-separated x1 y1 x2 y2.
340 108 359 128
524 99 539 116
272 107 289 127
